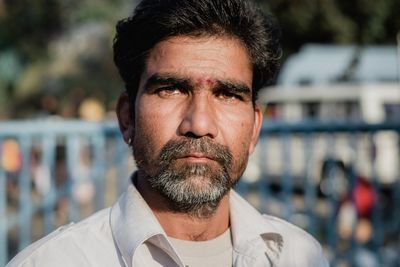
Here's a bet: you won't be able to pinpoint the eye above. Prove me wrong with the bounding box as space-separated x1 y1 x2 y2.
216 91 243 102
156 86 185 98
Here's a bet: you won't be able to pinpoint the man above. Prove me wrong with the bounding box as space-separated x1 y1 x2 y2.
8 0 329 266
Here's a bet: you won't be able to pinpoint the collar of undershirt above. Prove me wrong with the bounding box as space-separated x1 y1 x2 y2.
169 228 232 258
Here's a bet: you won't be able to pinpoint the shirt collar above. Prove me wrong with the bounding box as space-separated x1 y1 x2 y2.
110 181 183 267
229 190 283 264
110 175 282 266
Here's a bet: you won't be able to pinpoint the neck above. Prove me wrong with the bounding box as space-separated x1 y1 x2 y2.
135 171 230 241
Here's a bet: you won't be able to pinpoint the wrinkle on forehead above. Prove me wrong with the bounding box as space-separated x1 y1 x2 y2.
142 35 253 92
150 36 251 66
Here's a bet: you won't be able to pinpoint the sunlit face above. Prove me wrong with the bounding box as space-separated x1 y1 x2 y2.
131 35 262 212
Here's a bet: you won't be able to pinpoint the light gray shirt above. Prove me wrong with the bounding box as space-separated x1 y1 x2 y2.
7 182 329 267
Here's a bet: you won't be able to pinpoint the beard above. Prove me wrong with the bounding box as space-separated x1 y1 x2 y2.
133 137 236 218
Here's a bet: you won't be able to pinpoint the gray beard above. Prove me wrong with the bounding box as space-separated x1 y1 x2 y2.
138 138 234 218
148 161 231 218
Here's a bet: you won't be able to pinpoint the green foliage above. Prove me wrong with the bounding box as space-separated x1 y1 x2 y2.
0 0 133 118
259 0 400 54
0 0 63 61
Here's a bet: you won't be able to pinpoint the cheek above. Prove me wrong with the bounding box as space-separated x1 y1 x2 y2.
228 139 251 180
136 96 183 130
223 117 255 176
220 109 255 146
136 110 159 134
135 111 165 153
136 97 165 135
133 104 162 165
134 99 180 163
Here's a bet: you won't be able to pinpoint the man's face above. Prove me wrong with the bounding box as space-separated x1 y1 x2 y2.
130 35 262 213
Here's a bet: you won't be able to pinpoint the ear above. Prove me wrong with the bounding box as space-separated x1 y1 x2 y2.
248 103 263 155
116 92 134 144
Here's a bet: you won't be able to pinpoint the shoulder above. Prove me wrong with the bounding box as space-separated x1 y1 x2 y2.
7 208 115 267
262 214 320 247
261 214 330 267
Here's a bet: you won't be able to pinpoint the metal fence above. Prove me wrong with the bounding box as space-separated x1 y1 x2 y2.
1 119 399 266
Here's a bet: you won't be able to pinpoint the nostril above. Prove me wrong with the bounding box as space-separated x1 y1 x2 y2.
184 132 202 139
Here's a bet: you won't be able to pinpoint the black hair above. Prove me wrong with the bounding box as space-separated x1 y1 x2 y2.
113 0 281 107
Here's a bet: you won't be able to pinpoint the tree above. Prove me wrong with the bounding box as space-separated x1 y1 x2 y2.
258 0 400 55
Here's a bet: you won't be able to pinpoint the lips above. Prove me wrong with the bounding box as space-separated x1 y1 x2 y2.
180 152 215 161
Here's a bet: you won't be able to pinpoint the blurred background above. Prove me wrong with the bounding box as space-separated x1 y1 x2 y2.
0 0 399 266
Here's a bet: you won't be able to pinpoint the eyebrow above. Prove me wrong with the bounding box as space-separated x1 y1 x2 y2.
143 74 191 91
214 80 252 99
144 73 252 98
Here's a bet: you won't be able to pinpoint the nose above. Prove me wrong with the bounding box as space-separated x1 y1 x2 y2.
178 93 218 138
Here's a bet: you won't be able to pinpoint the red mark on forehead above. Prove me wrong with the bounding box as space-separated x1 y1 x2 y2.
193 77 218 87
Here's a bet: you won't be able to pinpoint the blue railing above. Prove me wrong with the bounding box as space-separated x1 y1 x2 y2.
1 119 399 266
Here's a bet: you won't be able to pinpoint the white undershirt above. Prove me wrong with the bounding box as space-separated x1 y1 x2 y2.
169 228 233 267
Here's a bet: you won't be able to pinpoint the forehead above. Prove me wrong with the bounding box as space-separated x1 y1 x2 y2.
142 35 253 88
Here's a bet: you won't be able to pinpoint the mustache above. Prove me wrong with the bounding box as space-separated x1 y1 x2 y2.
159 137 232 167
